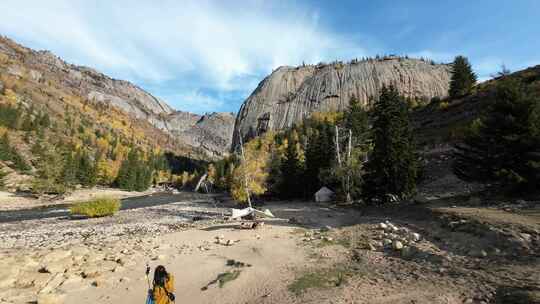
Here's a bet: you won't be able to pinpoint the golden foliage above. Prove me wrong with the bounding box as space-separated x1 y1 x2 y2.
70 197 121 218
311 111 343 124
230 132 275 203
96 158 118 185
3 89 18 105
155 170 171 184
0 126 7 137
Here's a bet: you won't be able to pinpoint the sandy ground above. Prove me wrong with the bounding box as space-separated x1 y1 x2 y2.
0 188 155 211
0 194 538 304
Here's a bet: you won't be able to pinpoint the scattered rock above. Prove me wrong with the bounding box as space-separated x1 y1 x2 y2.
392 240 404 250
152 255 166 261
409 233 421 242
40 260 69 274
119 277 130 283
81 267 101 279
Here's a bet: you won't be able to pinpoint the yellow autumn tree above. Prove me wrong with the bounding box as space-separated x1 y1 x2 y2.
230 132 274 203
95 137 109 156
96 158 117 185
207 163 217 184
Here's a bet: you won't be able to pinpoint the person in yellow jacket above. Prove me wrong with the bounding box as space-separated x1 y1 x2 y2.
152 265 175 304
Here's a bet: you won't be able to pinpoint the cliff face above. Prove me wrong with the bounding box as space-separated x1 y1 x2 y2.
0 36 234 158
233 58 452 148
167 111 236 157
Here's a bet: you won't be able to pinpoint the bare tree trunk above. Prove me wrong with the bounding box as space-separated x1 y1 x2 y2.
238 134 252 209
346 129 353 202
335 126 341 166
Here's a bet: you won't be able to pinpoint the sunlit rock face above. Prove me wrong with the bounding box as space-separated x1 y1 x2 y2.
233 58 451 149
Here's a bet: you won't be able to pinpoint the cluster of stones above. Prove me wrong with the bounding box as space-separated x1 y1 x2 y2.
214 235 240 246
373 221 422 257
301 226 334 243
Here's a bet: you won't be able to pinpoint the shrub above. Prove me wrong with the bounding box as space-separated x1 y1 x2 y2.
70 197 121 218
31 178 67 195
438 101 450 110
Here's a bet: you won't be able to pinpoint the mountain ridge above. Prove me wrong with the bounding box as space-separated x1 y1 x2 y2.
233 57 452 148
0 36 234 158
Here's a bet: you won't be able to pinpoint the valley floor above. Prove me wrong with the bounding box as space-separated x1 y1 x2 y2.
0 191 539 304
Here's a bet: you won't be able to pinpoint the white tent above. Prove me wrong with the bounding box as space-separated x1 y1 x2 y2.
315 186 334 202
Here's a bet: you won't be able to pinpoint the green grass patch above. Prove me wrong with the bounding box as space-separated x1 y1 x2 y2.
288 266 353 296
217 270 241 288
70 197 121 218
201 270 242 291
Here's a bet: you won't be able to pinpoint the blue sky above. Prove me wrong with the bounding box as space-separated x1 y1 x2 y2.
0 1 539 114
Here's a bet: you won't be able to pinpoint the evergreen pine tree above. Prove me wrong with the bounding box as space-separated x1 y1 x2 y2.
77 150 97 187
0 133 31 172
453 78 540 190
61 151 78 186
279 131 304 198
362 85 418 203
32 142 65 194
344 96 369 146
117 149 138 191
449 55 477 98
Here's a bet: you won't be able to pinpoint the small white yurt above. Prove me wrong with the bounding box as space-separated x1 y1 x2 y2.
315 186 334 202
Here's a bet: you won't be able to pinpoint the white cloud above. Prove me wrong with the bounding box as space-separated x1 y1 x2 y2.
0 0 365 110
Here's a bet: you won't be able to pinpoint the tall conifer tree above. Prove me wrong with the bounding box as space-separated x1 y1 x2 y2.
449 56 477 98
454 78 540 190
362 85 418 202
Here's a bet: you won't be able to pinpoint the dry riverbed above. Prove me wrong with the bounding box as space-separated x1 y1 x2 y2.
0 192 539 304
0 188 156 211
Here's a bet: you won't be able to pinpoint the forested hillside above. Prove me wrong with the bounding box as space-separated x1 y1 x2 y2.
0 37 209 194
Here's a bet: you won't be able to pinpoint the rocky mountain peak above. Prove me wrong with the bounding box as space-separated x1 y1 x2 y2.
233 57 452 148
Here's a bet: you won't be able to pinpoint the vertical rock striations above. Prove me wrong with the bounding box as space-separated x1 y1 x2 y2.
233 58 452 148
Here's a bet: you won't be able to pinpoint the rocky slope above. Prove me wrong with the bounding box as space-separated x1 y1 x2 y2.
233 57 452 148
0 36 234 158
168 111 236 157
